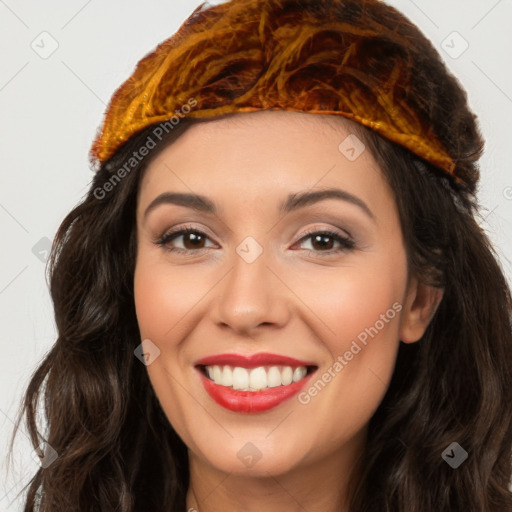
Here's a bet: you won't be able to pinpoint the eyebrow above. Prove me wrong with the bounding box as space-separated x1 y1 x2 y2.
143 188 375 222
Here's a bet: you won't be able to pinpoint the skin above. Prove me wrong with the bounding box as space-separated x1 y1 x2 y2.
133 110 443 512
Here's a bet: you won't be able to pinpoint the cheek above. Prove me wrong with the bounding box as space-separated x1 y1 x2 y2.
291 247 407 420
133 256 203 446
328 270 403 350
292 248 407 349
133 255 206 341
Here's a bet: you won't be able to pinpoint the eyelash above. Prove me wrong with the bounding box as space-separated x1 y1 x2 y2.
154 224 355 257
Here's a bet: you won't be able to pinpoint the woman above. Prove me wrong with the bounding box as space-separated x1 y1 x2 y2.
9 0 512 510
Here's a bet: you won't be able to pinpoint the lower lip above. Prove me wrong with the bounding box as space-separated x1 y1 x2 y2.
198 369 315 413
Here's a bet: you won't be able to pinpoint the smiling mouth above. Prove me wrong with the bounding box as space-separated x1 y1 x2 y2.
198 364 317 392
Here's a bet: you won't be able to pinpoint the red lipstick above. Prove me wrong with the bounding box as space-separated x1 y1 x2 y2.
195 352 317 413
195 352 317 368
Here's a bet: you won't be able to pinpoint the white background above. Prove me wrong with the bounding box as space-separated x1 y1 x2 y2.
1 0 511 509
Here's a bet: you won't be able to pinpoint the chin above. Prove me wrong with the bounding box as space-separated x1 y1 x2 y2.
189 432 312 476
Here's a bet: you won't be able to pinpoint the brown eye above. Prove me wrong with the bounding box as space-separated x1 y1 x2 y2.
155 227 216 253
296 229 355 255
180 231 207 249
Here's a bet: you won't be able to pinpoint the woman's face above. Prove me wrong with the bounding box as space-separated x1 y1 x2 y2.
134 110 435 478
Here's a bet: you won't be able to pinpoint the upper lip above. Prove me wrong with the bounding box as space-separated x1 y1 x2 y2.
195 352 318 369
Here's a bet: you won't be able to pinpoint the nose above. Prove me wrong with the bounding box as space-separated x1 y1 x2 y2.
213 246 291 336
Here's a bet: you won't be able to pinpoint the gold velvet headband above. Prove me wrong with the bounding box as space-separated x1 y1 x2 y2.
90 0 480 188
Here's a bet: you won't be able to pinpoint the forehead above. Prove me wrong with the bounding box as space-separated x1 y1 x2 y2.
136 110 392 218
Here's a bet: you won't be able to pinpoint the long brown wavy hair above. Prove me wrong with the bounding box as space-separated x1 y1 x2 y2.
7 2 512 512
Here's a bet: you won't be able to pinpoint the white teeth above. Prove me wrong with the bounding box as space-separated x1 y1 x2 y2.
232 367 249 390
213 365 222 383
249 367 267 390
221 365 233 387
293 366 307 382
267 366 282 387
205 364 310 391
281 366 293 385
